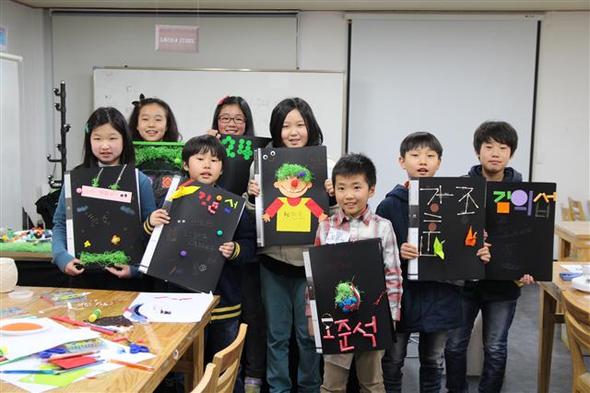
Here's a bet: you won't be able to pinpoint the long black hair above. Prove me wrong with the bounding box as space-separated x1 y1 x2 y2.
129 94 181 142
211 96 255 136
269 97 323 147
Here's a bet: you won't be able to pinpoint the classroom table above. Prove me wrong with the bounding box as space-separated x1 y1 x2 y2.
537 261 590 393
0 286 219 392
554 221 590 261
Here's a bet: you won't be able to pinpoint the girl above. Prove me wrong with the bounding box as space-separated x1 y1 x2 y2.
129 94 181 142
207 95 255 138
246 97 333 393
51 107 156 290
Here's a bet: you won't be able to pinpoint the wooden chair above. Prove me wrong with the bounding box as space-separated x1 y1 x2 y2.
562 204 574 221
192 363 218 393
563 290 590 393
569 197 587 221
192 323 248 393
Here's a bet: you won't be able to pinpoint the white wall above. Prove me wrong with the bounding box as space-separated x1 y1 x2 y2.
0 0 52 225
297 12 348 71
534 11 590 215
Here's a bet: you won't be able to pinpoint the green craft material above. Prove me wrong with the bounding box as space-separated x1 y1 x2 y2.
433 236 445 260
20 367 91 387
134 142 184 169
0 242 51 253
334 281 355 304
275 163 313 182
79 251 130 266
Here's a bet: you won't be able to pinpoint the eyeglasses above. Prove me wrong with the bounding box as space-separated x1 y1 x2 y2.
218 114 246 125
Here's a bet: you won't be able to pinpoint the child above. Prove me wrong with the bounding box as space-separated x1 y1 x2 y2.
444 121 534 393
246 97 333 393
148 135 256 393
314 153 402 393
129 94 181 142
51 107 156 290
207 95 255 137
377 132 490 393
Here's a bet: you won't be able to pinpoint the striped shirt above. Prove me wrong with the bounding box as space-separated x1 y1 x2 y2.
314 206 403 320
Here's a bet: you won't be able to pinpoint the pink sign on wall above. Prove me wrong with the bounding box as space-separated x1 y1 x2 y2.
155 24 199 53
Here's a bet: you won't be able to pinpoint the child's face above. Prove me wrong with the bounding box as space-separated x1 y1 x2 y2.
217 104 246 135
399 146 441 178
90 124 123 166
281 109 308 148
334 174 375 218
137 103 168 142
183 150 223 185
478 139 512 176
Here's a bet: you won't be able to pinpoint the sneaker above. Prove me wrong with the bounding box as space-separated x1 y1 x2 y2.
244 377 262 393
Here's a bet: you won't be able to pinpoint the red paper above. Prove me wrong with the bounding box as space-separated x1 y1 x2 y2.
49 356 98 369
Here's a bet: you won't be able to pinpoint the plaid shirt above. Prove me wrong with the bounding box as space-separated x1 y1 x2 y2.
314 206 403 321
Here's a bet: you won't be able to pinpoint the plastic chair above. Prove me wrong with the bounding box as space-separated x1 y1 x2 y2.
563 290 590 392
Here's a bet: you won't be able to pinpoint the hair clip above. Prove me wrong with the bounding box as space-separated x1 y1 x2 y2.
131 93 146 107
84 123 90 134
217 95 229 106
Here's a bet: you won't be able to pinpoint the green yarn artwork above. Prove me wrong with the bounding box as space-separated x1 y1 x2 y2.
133 141 184 170
79 250 130 266
334 281 362 313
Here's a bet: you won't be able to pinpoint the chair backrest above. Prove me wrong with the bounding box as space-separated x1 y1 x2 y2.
563 290 590 392
192 363 218 393
568 197 587 221
212 323 248 393
562 204 573 221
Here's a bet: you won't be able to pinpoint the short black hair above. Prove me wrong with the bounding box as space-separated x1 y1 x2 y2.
82 107 135 167
269 98 323 147
332 153 377 189
399 132 443 158
473 121 518 157
181 135 227 168
211 96 255 136
129 95 182 142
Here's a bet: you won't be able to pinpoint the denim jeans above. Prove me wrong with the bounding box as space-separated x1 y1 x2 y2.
444 297 517 393
382 330 448 393
260 264 321 393
205 318 244 393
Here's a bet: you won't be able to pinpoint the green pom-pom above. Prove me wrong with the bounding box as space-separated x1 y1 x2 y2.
79 250 130 266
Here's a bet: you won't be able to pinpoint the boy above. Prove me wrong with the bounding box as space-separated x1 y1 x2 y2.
377 132 490 393
444 121 534 393
312 153 403 393
148 135 256 393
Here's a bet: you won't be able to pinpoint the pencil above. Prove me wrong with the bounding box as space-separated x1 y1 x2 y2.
110 359 155 371
0 369 58 375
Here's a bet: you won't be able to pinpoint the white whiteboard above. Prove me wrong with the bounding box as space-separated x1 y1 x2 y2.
0 54 23 230
94 68 346 159
348 15 538 202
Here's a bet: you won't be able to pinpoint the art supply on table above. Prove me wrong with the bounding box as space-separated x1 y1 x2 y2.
110 358 155 371
0 307 25 319
560 271 583 281
63 338 104 353
50 316 116 335
42 291 90 304
87 308 101 323
49 355 100 369
8 289 33 300
48 350 99 360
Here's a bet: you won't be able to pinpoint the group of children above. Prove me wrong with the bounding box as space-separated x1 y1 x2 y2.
51 92 534 393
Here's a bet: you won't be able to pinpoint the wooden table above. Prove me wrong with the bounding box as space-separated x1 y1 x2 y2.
555 221 590 260
0 287 219 392
537 261 590 393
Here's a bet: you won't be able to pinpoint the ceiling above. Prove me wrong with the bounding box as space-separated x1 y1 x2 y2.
12 0 590 11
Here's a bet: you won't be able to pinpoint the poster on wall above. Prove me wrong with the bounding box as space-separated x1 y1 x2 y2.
485 182 557 281
139 177 245 292
65 165 144 268
254 146 329 247
304 239 394 354
407 177 486 281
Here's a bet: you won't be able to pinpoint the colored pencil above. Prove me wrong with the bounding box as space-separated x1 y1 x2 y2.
110 359 155 371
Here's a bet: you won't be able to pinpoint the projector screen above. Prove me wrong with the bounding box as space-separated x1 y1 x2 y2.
347 14 539 202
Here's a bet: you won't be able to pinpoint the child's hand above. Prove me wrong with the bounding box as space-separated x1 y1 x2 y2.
262 213 271 222
64 259 84 276
400 242 419 260
150 209 170 226
247 180 260 197
308 317 315 337
318 213 328 222
105 264 132 278
324 179 335 197
219 242 235 258
206 129 222 139
477 242 491 264
519 274 535 285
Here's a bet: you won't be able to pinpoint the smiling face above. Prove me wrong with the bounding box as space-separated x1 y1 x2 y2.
217 104 246 136
183 150 223 185
399 146 441 178
280 109 309 148
477 139 512 180
334 174 375 218
137 103 168 142
90 124 123 166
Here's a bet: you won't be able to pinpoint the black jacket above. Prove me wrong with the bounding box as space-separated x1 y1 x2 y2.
377 184 462 333
463 165 524 302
